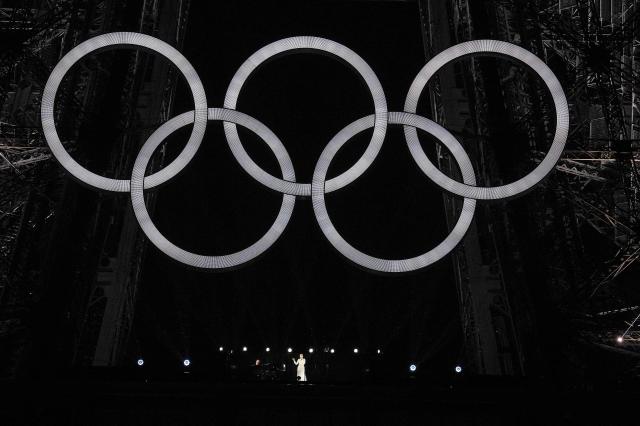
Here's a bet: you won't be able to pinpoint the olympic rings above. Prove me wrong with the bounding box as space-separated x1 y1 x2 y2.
41 32 569 272
41 32 208 192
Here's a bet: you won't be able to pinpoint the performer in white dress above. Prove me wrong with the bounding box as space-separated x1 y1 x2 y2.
292 353 307 381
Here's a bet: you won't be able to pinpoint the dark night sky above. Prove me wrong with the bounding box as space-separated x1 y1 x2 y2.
132 0 463 375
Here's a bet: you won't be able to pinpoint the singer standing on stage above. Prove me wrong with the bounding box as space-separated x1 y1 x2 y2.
292 353 307 381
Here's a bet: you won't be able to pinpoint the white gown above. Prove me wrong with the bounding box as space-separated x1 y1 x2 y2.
293 358 307 381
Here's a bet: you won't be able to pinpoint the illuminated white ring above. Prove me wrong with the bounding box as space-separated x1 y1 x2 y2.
41 32 208 192
404 39 569 200
311 111 477 273
130 108 296 269
223 36 388 197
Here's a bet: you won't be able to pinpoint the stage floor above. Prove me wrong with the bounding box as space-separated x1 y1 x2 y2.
3 377 640 425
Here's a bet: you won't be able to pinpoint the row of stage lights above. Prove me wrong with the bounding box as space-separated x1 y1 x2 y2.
135 347 377 366
135 357 464 374
213 346 378 355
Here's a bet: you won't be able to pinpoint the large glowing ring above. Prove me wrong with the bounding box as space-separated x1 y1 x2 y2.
311 112 477 273
130 108 296 269
41 32 208 192
223 36 388 197
404 39 569 200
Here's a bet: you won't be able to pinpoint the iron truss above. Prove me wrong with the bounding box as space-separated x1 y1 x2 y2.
532 0 640 349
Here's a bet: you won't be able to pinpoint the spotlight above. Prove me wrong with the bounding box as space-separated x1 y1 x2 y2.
287 347 293 353
617 336 624 343
137 359 144 366
183 359 191 367
308 348 314 354
330 348 335 354
265 347 270 352
455 365 463 373
242 346 248 352
353 348 359 354
409 364 417 372
218 346 224 352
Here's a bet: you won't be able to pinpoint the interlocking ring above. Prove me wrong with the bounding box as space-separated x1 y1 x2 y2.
404 39 569 200
40 32 569 273
41 32 208 192
130 108 296 269
311 112 476 273
223 36 388 196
